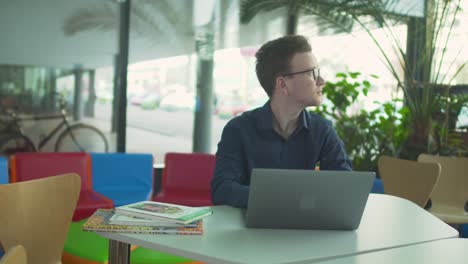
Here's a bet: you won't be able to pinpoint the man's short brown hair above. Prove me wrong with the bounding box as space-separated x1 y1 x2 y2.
255 35 312 97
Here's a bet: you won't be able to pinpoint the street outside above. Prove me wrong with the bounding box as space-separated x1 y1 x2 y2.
86 102 231 162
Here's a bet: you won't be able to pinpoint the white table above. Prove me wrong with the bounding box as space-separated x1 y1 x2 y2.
97 194 458 264
315 238 468 264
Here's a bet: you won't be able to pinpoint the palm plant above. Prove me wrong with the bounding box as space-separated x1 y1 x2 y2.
347 0 465 157
240 0 405 35
63 0 193 48
241 0 467 158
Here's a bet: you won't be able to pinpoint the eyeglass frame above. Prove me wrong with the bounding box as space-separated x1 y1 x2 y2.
282 68 321 81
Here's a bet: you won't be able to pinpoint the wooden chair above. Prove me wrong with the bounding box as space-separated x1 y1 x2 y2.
0 174 80 264
378 156 441 208
418 154 468 224
0 245 27 264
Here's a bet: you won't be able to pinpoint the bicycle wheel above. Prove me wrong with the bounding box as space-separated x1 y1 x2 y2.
0 133 36 156
55 124 109 152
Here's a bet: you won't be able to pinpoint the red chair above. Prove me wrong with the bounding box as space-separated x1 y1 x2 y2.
153 152 215 207
10 152 113 221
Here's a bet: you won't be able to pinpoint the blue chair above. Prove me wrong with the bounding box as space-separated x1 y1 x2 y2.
461 224 468 238
0 157 6 256
371 178 384 194
63 153 155 263
91 153 154 206
0 156 8 184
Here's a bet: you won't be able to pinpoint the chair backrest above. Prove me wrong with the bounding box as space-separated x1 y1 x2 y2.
0 245 27 264
0 157 7 184
10 152 92 191
378 156 441 208
163 152 215 192
0 174 80 264
370 178 384 194
91 153 153 191
418 154 468 208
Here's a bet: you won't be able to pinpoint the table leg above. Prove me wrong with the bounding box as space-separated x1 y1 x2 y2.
108 239 130 264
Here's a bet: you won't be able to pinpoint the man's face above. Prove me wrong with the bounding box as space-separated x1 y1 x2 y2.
280 51 325 107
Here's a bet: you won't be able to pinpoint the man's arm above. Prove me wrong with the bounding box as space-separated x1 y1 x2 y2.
211 121 249 208
319 123 352 171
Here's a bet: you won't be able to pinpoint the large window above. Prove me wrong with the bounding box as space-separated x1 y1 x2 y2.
2 0 466 159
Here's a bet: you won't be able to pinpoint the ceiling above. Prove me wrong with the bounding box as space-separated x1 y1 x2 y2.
0 0 285 70
0 0 196 69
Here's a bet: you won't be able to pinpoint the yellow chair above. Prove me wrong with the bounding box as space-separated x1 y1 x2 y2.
0 245 27 264
0 174 81 264
418 154 468 224
378 156 441 208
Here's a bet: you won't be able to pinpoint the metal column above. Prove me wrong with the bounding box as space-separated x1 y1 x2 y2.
116 0 131 152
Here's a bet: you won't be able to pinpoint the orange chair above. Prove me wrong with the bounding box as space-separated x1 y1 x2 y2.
9 152 113 221
153 152 215 207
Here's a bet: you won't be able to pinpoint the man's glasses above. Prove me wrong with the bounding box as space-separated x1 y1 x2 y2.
282 68 320 81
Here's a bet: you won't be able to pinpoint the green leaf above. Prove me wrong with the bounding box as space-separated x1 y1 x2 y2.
349 72 361 79
336 72 347 78
363 80 371 88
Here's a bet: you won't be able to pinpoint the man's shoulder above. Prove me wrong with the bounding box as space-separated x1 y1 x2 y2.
304 110 333 128
225 106 262 128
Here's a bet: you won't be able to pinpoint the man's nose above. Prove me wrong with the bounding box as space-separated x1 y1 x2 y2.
316 76 325 86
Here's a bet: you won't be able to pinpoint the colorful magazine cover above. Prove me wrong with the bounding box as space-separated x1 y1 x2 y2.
83 209 203 235
130 202 184 215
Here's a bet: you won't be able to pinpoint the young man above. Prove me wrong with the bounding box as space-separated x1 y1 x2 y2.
211 35 352 208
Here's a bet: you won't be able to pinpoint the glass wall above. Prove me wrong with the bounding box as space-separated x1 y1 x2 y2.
90 47 267 161
1 0 466 159
0 0 119 155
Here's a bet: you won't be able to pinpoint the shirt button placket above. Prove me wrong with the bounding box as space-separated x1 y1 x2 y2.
279 140 285 163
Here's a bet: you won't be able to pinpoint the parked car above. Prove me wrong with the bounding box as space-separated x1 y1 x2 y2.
216 99 248 119
140 94 161 110
130 93 149 106
96 90 113 104
159 92 195 112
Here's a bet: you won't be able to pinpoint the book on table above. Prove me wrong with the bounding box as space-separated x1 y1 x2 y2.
108 212 197 227
114 201 213 225
83 209 203 235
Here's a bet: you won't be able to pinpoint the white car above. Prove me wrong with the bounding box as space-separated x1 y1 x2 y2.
159 92 195 112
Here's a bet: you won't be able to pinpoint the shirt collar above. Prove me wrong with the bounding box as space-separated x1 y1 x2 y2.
256 101 310 132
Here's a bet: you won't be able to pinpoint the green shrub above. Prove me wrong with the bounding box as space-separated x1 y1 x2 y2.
314 71 409 172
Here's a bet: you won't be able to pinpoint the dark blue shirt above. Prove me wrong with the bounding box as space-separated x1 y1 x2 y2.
211 101 352 208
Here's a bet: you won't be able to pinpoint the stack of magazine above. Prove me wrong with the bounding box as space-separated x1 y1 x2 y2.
83 201 213 235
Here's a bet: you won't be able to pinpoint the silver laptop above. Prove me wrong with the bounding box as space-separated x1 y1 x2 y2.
245 169 375 230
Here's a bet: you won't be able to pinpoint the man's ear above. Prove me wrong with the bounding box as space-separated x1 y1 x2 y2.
275 76 289 96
